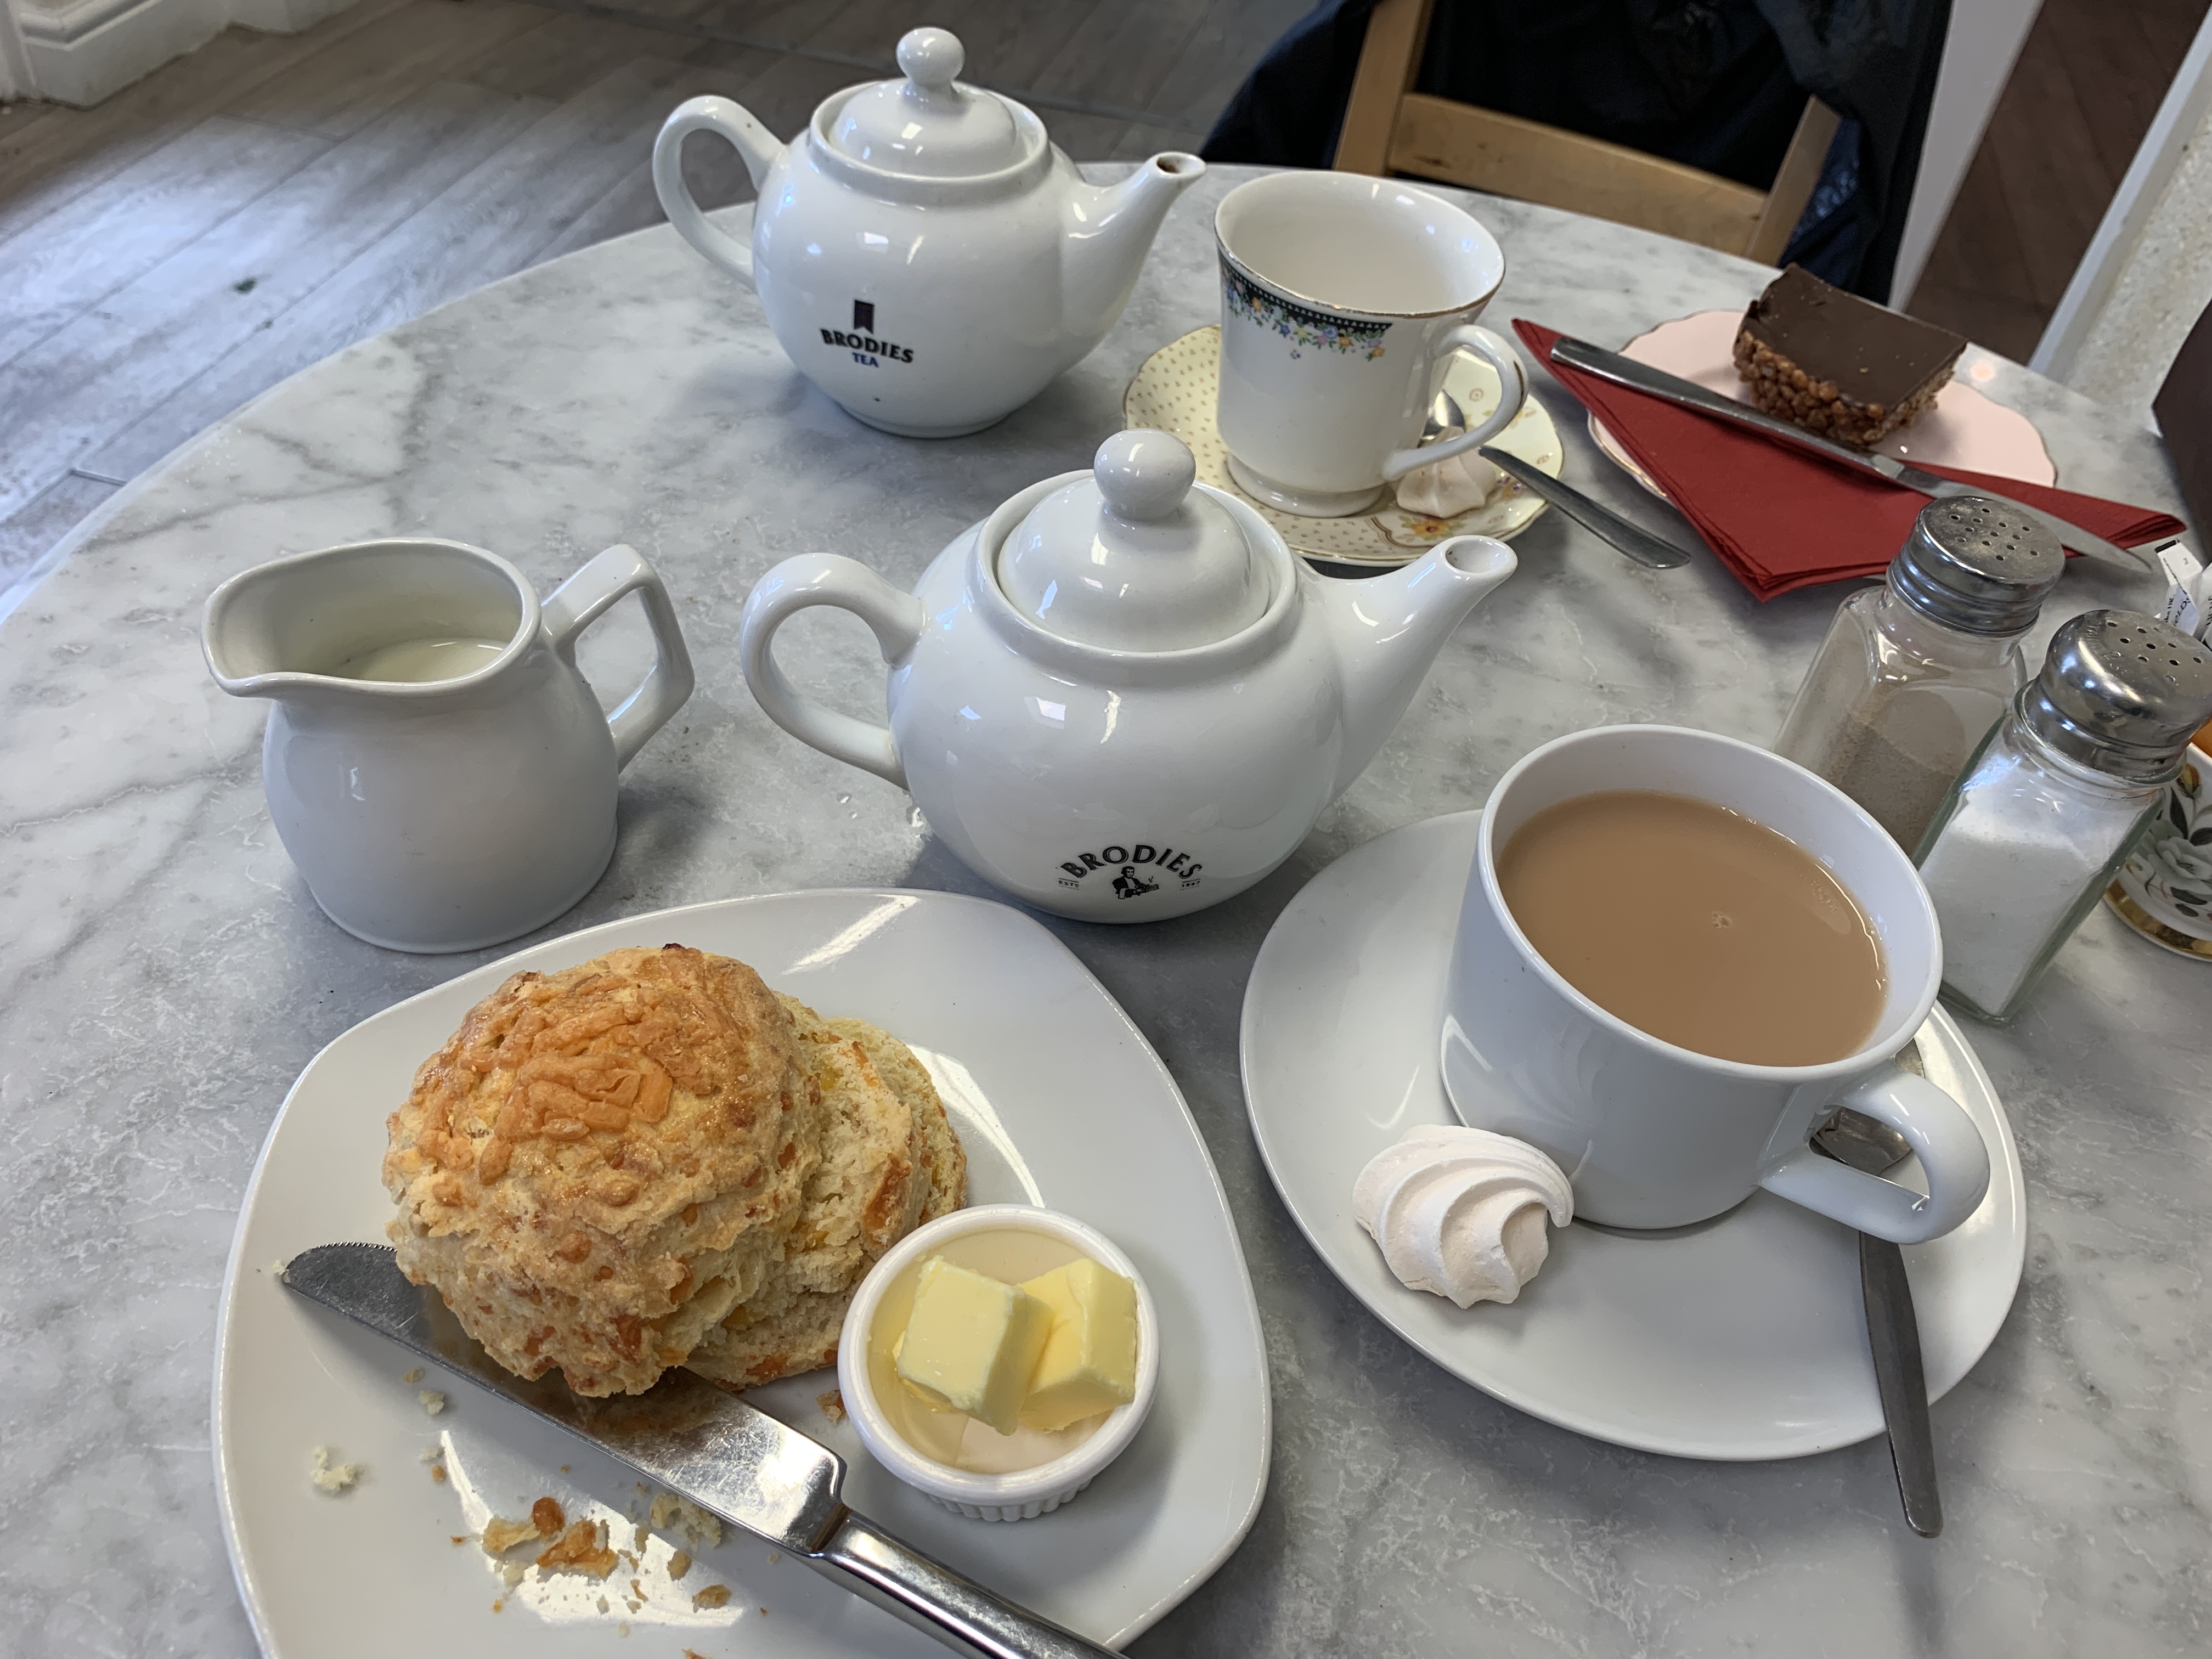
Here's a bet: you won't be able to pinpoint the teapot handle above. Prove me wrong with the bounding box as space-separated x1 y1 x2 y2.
543 545 696 769
739 554 924 791
653 96 783 290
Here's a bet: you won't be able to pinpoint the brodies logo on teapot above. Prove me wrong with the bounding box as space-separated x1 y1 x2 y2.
1056 842 1204 899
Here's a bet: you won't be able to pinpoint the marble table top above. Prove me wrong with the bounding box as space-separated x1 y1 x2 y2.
2 163 2204 1658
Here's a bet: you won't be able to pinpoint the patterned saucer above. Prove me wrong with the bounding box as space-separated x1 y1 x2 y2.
1122 326 1564 567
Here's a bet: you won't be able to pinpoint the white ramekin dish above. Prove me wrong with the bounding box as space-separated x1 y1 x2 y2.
837 1204 1160 1522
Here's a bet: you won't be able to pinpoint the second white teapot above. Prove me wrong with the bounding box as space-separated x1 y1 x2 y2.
653 28 1205 438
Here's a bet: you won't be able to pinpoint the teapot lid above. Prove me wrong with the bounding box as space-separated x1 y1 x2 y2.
997 431 1273 653
826 29 1027 179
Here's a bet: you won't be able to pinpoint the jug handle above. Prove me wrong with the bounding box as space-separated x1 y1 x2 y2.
543 544 697 770
653 96 782 290
739 554 924 791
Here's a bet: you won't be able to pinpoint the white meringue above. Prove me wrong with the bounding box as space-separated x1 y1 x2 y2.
1393 449 1502 520
1352 1125 1573 1307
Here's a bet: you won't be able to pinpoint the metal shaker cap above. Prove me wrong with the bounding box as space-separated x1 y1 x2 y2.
2022 610 2212 781
1889 496 2064 634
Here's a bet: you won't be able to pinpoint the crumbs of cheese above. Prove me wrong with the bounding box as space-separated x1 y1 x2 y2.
481 1516 541 1555
418 1444 443 1464
500 1561 526 1588
649 1491 722 1549
417 1390 447 1415
308 1446 360 1494
402 1368 424 1384
535 1519 619 1578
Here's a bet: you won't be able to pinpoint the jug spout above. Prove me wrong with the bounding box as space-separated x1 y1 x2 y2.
1063 152 1207 356
1321 535 1517 795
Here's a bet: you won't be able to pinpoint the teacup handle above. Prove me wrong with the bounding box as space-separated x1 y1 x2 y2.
1756 1062 1992 1244
738 553 925 789
543 545 696 769
652 96 783 289
1379 325 1528 482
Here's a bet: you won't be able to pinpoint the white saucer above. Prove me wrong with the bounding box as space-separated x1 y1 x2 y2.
215 889 1269 1656
1240 813 2026 1460
1124 325 1564 565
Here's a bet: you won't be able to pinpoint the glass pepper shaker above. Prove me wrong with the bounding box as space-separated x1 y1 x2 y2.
1775 496 2063 851
1915 611 2212 1022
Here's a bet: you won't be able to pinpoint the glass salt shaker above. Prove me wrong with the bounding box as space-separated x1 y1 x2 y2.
1776 496 2063 851
1915 611 2212 1022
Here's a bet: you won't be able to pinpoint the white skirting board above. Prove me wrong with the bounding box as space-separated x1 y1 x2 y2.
14 0 358 106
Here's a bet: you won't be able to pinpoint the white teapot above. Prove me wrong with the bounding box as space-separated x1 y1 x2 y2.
652 27 1204 438
737 431 1516 921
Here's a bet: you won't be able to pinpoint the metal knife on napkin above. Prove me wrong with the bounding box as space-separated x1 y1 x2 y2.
1547 335 2151 568
283 1243 1116 1659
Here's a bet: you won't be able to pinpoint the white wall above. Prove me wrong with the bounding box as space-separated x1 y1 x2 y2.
12 0 353 107
1894 0 2046 305
2031 9 2212 422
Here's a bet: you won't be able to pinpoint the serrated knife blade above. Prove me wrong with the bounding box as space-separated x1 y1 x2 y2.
282 1243 1115 1659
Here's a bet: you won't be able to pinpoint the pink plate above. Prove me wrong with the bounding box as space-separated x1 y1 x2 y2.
1588 310 2056 501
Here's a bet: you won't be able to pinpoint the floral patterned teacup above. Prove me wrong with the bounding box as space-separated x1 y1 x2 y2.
2107 745 2212 961
1212 172 1525 517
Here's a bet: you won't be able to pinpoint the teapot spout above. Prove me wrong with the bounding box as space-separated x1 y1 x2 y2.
1322 535 1517 795
1063 152 1207 358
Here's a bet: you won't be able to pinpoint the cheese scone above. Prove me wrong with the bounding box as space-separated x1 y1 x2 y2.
686 1006 967 1389
382 945 822 1396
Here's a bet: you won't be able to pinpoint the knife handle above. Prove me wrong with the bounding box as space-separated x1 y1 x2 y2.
811 1508 1121 1658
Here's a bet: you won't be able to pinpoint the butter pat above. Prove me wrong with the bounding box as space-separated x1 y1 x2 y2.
894 1257 1054 1436
1018 1258 1138 1431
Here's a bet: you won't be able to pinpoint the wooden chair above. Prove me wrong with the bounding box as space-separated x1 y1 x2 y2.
1333 0 1841 262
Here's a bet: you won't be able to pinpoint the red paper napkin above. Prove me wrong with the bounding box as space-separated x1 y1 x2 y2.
1514 319 2185 600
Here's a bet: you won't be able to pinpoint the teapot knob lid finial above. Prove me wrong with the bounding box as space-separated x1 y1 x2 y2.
1094 430 1196 522
898 27 965 93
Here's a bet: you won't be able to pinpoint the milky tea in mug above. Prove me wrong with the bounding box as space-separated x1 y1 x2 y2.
1443 725 1990 1241
1496 790 1888 1066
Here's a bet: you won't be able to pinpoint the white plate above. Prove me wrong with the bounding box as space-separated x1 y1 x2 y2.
1588 310 2057 503
1123 325 1564 565
215 889 1269 1656
1240 814 2025 1461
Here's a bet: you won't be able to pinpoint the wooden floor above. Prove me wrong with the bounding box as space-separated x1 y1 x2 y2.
1907 0 2211 360
0 0 1304 596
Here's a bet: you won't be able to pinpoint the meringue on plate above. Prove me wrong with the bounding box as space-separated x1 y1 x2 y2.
1392 448 1502 520
1352 1125 1573 1307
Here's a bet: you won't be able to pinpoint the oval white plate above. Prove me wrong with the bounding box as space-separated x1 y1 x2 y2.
1124 325 1564 565
1240 814 2025 1460
1589 309 2058 502
215 889 1268 1656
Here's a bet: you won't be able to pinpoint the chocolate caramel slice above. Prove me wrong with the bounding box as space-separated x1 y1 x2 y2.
1733 264 1967 449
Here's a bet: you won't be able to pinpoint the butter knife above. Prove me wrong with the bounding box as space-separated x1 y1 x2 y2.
283 1243 1117 1659
1548 335 2151 568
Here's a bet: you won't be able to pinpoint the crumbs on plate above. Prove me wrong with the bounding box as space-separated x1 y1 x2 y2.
817 1387 846 1424
417 1389 447 1415
307 1446 360 1494
691 1584 731 1610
